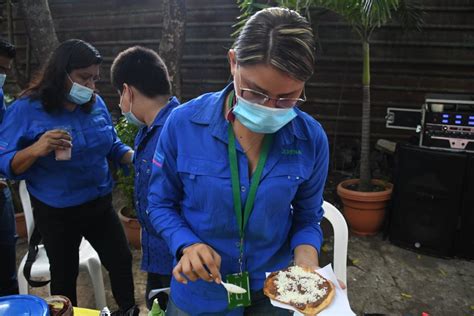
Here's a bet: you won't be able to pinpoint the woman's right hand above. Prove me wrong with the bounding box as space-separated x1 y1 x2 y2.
173 243 222 284
31 129 72 157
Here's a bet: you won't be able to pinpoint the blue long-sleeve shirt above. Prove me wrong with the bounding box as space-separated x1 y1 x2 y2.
147 84 329 315
133 97 179 274
0 95 131 208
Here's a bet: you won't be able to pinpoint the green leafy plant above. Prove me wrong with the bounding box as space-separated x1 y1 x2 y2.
233 0 273 36
115 116 139 215
235 0 424 191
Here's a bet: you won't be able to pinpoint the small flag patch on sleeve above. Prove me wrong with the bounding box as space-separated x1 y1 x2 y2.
153 151 165 168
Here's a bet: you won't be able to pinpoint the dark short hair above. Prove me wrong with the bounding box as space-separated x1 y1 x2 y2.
0 39 16 59
233 7 316 82
22 39 102 113
111 46 171 98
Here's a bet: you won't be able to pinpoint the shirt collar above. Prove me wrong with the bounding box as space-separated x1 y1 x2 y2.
150 96 180 128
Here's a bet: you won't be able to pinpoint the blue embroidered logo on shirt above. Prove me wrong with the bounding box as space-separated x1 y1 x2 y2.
153 151 164 168
90 109 102 116
282 149 302 155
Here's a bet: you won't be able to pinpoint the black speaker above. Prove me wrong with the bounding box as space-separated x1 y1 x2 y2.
455 155 474 259
389 143 466 257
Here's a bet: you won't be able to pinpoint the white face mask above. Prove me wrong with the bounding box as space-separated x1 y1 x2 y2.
119 92 146 127
0 74 6 88
232 94 297 134
66 74 93 105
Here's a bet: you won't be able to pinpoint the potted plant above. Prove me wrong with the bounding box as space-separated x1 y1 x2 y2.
115 117 141 249
303 0 422 235
236 0 423 235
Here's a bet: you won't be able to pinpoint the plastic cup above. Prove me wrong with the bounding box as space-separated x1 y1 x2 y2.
54 126 72 161
55 142 72 161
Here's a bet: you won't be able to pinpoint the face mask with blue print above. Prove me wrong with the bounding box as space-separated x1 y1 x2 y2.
119 102 146 128
232 95 297 134
66 75 93 105
0 74 6 88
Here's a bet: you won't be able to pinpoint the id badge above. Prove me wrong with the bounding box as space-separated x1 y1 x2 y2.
226 271 251 309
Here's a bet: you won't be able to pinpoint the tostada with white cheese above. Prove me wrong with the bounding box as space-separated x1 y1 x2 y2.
263 265 335 315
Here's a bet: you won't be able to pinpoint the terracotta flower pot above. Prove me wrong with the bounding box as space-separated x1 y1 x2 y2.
337 179 393 236
118 207 141 250
15 212 27 238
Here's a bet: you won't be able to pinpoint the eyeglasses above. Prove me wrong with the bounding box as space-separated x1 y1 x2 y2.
237 69 306 109
239 87 306 109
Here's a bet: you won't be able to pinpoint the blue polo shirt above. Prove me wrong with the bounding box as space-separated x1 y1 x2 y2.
147 84 329 315
133 96 179 275
0 95 131 208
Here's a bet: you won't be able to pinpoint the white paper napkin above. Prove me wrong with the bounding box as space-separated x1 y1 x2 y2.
267 264 355 315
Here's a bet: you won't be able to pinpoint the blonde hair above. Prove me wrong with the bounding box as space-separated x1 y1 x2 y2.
234 7 316 81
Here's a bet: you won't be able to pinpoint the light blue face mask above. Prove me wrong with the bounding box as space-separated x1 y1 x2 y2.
232 95 297 134
119 101 146 128
0 74 6 88
66 75 93 105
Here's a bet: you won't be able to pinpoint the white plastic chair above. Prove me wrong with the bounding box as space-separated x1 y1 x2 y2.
148 200 349 299
17 180 107 309
322 200 348 288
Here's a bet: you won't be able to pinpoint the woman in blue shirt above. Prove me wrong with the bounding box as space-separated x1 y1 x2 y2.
148 8 329 315
0 39 138 316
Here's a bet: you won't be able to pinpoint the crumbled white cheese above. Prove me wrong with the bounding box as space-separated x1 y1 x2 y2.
275 266 327 304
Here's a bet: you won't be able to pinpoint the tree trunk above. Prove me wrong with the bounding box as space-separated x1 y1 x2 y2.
359 40 372 191
6 0 28 88
19 0 59 67
159 0 186 100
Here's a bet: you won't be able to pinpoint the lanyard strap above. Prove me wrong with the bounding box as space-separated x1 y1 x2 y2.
227 91 273 248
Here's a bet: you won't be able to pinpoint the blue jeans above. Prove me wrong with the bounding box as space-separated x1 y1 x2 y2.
166 291 291 316
0 185 18 296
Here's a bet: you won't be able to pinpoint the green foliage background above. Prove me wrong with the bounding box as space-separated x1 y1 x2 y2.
115 117 139 215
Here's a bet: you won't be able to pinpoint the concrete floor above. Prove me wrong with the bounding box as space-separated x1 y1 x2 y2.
15 231 474 316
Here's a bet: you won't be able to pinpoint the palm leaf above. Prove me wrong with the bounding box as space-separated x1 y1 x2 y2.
393 0 425 31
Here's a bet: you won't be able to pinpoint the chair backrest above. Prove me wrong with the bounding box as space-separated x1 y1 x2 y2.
322 201 348 286
19 180 35 242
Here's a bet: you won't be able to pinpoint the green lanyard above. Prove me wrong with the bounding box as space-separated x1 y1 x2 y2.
227 91 273 258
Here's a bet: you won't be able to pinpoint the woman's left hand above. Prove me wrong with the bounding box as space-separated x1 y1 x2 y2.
294 244 346 290
294 244 319 270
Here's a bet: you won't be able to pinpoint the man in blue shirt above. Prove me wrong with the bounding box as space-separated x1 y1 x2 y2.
0 38 18 296
111 46 180 311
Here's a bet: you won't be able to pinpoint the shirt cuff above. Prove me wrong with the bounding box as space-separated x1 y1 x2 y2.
1 151 25 180
170 229 202 259
111 146 132 171
290 228 323 255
